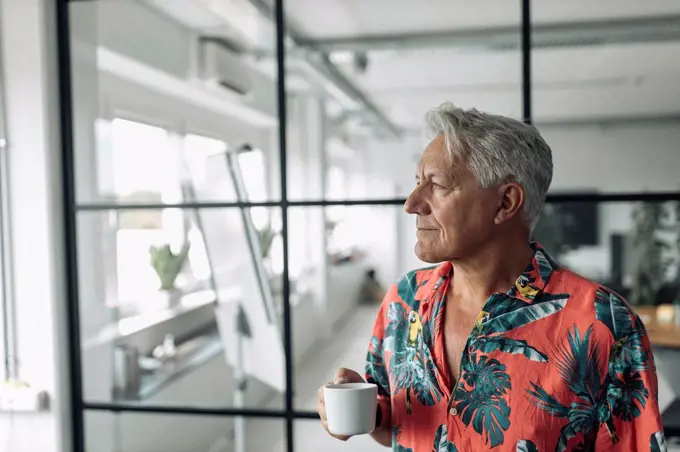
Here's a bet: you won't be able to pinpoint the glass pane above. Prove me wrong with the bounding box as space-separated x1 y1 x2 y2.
77 207 286 411
85 411 285 452
294 419 385 452
68 0 280 204
290 205 418 411
289 201 680 428
283 1 522 200
532 200 680 307
532 2 680 193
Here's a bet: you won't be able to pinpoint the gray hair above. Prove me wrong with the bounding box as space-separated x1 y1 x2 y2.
425 102 553 227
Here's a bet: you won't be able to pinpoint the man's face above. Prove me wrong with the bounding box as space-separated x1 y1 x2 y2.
404 135 502 263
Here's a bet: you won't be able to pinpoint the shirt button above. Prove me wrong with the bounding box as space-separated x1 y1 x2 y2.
449 408 457 416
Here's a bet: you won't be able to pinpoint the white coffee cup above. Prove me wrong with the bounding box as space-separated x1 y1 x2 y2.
323 382 378 436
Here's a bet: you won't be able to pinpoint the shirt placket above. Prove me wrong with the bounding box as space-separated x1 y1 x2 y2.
445 296 498 419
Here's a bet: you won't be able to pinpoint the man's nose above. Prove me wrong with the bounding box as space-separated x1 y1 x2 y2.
404 188 429 215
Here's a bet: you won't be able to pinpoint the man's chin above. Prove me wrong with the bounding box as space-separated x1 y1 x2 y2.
414 245 444 264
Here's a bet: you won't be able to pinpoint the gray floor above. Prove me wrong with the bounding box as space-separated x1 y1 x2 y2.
217 305 387 452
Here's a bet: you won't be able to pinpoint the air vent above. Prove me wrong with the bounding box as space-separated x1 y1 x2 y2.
200 40 253 96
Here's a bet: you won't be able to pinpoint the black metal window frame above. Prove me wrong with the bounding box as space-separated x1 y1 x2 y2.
54 0 680 451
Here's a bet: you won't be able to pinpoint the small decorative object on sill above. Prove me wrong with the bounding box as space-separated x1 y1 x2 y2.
149 242 191 292
152 334 177 361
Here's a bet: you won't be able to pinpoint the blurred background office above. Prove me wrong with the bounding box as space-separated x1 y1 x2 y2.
1 1 680 451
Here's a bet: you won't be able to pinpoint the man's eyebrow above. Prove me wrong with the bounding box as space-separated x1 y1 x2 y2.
426 171 455 181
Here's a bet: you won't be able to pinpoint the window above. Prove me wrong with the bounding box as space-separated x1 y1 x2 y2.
97 124 274 319
237 146 269 230
100 121 215 317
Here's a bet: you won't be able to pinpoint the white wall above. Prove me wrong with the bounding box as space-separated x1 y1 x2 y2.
0 0 71 451
543 121 680 193
91 0 276 121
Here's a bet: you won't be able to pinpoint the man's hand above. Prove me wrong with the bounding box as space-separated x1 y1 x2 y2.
317 367 366 441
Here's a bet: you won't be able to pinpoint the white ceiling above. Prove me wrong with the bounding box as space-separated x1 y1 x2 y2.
284 0 680 39
335 41 680 127
142 0 680 129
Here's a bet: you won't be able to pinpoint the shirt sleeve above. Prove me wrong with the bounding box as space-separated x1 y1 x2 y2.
595 321 666 451
365 282 397 430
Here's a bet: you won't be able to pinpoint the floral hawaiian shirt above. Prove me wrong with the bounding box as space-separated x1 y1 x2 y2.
365 244 665 451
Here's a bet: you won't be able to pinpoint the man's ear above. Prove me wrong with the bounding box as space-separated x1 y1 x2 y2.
494 182 525 225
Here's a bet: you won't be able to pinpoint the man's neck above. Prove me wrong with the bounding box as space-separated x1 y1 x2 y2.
449 237 534 312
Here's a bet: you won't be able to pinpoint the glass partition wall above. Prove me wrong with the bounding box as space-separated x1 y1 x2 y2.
55 0 680 450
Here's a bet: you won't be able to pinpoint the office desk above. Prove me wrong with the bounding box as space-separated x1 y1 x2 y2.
635 306 680 349
634 306 680 437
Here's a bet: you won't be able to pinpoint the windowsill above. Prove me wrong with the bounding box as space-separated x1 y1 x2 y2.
81 283 312 351
114 327 223 401
82 289 220 349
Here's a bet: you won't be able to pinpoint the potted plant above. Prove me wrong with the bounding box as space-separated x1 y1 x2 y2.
149 242 191 303
630 202 672 306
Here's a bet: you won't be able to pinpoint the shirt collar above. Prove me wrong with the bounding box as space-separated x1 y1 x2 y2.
509 242 556 302
427 242 557 303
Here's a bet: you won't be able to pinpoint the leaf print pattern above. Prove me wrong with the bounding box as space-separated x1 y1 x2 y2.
479 296 569 336
516 439 539 452
432 424 458 452
594 288 634 339
392 425 413 452
534 248 556 281
473 336 549 363
366 335 390 396
384 302 410 353
460 354 511 397
527 326 604 452
650 431 667 452
609 370 648 422
596 287 650 373
397 270 422 311
454 353 512 448
423 290 445 350
595 286 652 439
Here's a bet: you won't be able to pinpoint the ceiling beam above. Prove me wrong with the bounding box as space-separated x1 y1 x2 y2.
295 15 680 52
241 0 401 137
395 113 680 135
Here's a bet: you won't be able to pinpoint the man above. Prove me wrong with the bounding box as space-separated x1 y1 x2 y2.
317 103 665 451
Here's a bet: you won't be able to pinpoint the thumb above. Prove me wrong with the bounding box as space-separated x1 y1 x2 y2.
334 367 363 384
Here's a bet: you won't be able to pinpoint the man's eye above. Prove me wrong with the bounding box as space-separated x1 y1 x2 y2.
432 182 446 189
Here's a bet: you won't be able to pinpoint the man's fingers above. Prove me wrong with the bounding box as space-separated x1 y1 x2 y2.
334 368 349 384
317 397 326 419
318 381 332 404
335 367 363 384
317 382 332 421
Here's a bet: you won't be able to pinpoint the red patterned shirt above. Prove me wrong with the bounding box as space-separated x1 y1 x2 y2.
365 244 665 451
